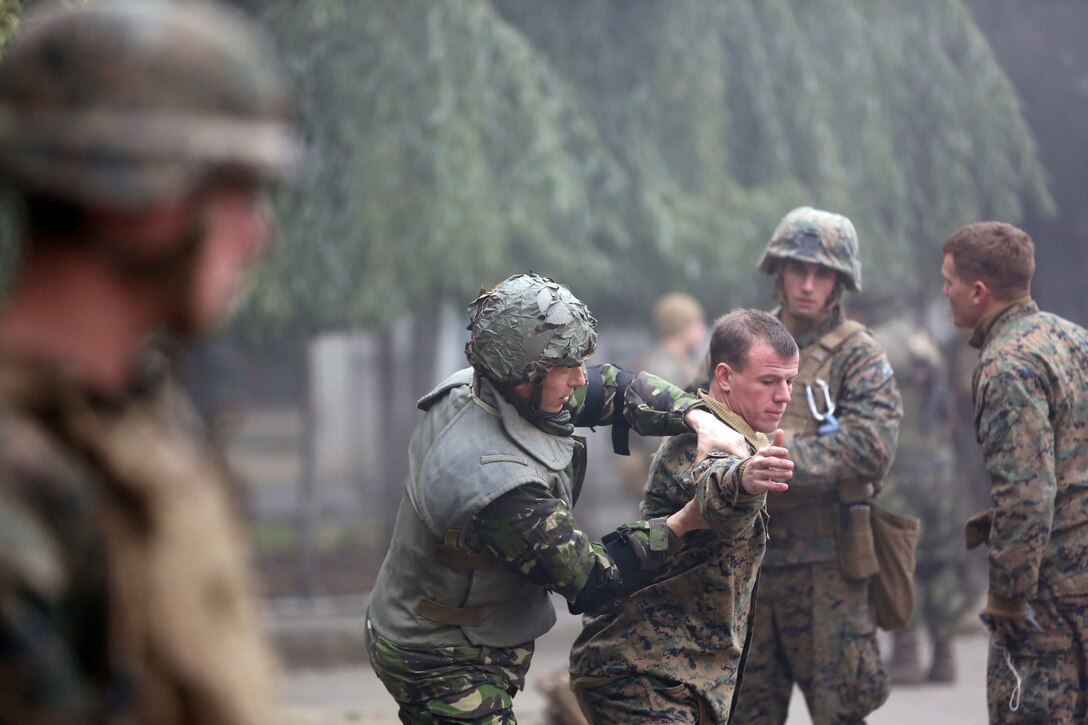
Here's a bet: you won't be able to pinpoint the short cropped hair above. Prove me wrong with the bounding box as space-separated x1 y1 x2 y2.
710 309 798 371
942 222 1034 301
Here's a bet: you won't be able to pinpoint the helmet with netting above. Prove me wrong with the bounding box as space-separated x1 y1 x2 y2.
757 206 863 292
466 272 597 385
0 0 298 209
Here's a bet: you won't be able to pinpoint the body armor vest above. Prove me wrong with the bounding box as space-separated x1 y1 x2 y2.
765 320 877 567
368 369 587 649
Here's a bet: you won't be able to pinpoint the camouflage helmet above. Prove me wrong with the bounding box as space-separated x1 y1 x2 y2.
757 206 863 292
466 272 597 385
0 0 298 209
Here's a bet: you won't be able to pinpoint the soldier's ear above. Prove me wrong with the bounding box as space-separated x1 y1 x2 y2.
714 362 732 392
971 279 991 306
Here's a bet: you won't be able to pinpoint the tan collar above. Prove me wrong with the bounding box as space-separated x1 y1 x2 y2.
698 390 768 451
969 295 1032 349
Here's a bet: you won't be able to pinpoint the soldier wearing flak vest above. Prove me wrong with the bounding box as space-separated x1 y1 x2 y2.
732 208 903 725
365 272 743 723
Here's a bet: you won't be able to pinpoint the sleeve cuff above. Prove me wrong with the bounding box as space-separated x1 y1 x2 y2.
987 592 1028 618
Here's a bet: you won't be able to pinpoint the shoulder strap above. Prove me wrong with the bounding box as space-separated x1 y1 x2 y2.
797 319 867 382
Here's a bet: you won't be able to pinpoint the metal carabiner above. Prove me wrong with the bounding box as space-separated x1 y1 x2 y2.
805 378 840 434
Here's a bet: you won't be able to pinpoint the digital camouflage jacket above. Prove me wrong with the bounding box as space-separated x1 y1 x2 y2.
0 356 281 725
569 393 768 723
969 298 1088 605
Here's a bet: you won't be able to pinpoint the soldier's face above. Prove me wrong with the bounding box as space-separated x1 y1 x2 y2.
780 260 838 320
716 342 798 433
182 178 273 335
941 254 981 329
516 364 587 413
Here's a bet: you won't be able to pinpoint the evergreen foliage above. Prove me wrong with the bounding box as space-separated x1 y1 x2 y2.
0 0 1056 339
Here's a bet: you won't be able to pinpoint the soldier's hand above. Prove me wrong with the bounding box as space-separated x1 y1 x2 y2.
666 497 710 536
739 429 792 496
686 408 747 463
980 603 1042 649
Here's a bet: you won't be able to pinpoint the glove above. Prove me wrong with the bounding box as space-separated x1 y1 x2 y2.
979 594 1041 648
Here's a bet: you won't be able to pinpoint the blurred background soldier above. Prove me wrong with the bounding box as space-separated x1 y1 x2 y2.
365 272 741 723
732 207 902 725
0 1 297 722
866 308 966 684
618 292 709 499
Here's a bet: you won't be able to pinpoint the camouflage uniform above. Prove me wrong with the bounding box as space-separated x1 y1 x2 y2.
367 274 709 723
733 208 901 725
967 298 1088 723
0 2 293 722
0 355 282 723
871 317 966 682
569 392 769 724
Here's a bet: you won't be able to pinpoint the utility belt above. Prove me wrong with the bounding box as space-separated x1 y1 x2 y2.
769 481 879 580
772 495 918 631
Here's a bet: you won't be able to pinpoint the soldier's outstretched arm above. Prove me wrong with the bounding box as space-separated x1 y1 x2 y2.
472 481 702 616
570 364 745 457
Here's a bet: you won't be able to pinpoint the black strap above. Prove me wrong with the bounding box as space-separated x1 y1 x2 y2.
581 365 606 425
610 369 635 455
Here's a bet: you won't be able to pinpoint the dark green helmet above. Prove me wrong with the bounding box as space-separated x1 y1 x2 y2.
0 0 298 209
466 272 597 385
757 206 863 292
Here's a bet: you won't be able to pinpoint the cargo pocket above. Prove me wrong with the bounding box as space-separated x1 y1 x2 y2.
837 620 889 718
987 634 1073 723
425 683 516 721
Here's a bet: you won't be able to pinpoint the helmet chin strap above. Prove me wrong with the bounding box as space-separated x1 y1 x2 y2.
493 376 575 436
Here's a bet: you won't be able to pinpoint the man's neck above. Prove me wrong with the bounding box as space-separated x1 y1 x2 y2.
780 306 832 338
702 387 768 451
0 247 159 396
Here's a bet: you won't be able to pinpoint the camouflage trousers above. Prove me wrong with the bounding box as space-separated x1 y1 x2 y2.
365 618 533 724
573 674 708 724
986 595 1088 724
730 561 889 725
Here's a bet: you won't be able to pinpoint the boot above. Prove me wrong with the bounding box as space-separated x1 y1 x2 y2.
887 628 926 684
928 635 957 683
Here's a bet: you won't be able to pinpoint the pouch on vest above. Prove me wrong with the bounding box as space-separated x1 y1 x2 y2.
870 504 920 630
836 503 879 580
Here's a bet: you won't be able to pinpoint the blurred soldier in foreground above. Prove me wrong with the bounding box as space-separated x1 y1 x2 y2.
868 313 965 683
0 1 297 722
569 309 797 723
732 207 902 725
617 292 709 499
366 272 745 723
942 222 1088 723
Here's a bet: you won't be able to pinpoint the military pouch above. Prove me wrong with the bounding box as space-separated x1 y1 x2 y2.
836 503 879 581
870 504 920 631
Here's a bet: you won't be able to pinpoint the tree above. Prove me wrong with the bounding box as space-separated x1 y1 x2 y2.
1 0 1055 334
